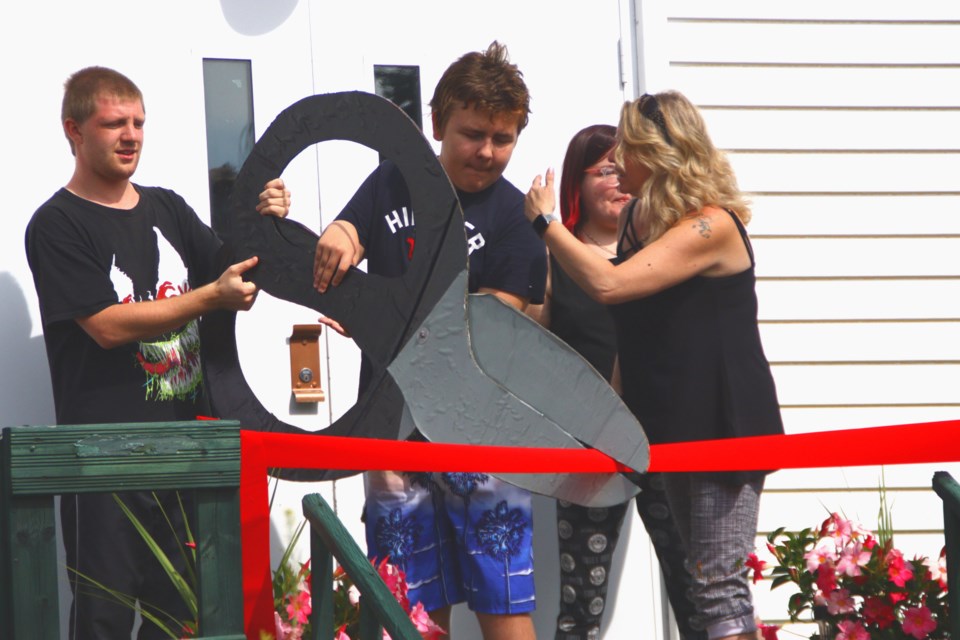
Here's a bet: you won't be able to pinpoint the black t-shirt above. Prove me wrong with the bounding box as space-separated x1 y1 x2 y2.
25 186 221 424
337 161 547 390
549 253 620 380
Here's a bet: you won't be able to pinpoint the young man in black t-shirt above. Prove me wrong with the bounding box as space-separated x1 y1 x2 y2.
312 43 546 640
25 66 289 639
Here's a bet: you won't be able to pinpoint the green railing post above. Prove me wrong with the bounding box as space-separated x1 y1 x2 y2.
932 470 960 639
310 522 335 639
0 421 243 640
302 493 421 640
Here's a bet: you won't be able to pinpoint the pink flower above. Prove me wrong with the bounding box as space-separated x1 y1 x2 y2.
407 602 446 639
863 595 895 629
825 588 856 615
835 620 869 640
886 549 914 587
335 624 352 640
347 584 361 607
814 564 837 593
285 589 312 625
805 538 837 573
745 553 766 584
835 543 871 577
757 623 780 640
374 558 410 613
826 513 854 544
298 559 312 586
274 611 298 640
924 549 948 590
902 606 937 640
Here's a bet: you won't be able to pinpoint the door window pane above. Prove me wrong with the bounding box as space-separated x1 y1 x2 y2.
202 58 255 230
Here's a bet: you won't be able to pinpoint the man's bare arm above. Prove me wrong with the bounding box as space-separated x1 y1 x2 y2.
77 256 260 349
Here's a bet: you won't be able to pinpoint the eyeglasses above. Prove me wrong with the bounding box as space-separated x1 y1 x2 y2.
638 93 673 146
584 165 619 181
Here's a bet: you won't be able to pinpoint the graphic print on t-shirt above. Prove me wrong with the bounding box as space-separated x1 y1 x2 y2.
108 225 203 402
383 206 486 260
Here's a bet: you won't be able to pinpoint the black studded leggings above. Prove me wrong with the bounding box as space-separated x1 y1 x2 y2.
554 472 707 640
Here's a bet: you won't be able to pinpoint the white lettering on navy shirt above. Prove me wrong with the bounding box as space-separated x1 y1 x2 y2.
465 221 485 255
384 207 414 234
384 208 484 256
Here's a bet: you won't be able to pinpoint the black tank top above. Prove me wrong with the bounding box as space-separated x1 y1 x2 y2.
549 253 620 380
610 204 784 451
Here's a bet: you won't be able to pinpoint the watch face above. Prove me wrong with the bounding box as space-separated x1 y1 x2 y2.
533 214 550 238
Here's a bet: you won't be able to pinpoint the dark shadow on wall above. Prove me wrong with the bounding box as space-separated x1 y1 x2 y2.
219 0 299 36
0 271 55 427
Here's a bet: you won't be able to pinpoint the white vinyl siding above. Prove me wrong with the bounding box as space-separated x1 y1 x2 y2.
636 0 960 633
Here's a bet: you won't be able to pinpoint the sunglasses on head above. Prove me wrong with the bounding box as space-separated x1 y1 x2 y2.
638 94 673 146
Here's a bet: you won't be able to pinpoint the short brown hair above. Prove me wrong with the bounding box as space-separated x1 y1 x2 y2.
429 41 530 136
61 66 143 153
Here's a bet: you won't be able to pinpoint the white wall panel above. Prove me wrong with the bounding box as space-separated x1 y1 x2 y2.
756 280 960 320
768 465 960 491
667 0 960 21
635 3 960 633
667 23 960 64
752 237 960 277
760 321 960 362
705 109 960 151
755 489 944 531
747 195 960 236
780 406 960 433
669 67 960 108
771 364 959 406
730 152 960 193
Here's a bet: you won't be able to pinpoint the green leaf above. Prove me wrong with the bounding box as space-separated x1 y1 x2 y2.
68 568 182 639
770 575 792 590
112 493 198 619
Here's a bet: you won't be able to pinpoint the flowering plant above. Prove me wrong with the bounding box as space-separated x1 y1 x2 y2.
268 544 445 640
751 512 949 640
270 518 313 640
332 557 446 640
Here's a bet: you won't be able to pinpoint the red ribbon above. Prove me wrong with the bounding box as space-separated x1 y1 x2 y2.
241 419 960 638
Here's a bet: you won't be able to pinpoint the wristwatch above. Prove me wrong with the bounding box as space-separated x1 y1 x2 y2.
532 213 559 238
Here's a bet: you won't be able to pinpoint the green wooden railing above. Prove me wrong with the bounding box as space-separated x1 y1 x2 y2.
0 421 244 640
932 470 960 639
1 422 423 640
302 493 420 640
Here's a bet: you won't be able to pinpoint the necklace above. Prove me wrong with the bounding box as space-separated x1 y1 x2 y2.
582 229 617 257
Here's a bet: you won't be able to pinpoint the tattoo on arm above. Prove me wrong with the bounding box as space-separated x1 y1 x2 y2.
693 216 712 239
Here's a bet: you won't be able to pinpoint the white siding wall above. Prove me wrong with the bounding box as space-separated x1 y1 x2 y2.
635 0 960 634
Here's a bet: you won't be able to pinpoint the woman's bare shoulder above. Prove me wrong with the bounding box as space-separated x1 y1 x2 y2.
677 205 737 242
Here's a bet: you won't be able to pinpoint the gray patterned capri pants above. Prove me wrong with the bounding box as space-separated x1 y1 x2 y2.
663 474 764 639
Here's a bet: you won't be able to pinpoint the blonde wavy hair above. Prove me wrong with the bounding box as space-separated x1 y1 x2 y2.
614 91 750 244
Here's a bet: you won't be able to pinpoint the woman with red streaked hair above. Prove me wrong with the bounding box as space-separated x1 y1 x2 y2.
528 124 703 640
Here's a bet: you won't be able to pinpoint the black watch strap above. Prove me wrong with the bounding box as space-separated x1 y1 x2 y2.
532 214 553 238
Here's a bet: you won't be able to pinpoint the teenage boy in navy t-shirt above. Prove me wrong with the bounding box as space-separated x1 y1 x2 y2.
313 42 546 640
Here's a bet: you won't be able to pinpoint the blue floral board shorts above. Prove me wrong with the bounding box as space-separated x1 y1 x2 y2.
364 470 536 615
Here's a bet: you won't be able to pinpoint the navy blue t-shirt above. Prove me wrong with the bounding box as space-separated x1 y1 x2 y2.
337 161 546 391
338 161 546 302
